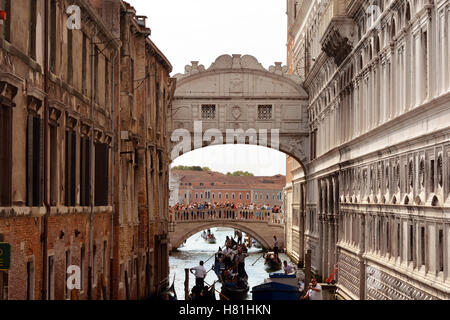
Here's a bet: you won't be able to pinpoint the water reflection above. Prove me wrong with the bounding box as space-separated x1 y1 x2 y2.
169 227 300 300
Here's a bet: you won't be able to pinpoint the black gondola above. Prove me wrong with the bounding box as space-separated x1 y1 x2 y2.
160 274 177 300
190 283 217 301
220 278 249 300
263 252 282 271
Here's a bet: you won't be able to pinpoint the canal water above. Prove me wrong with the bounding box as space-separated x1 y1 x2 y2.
169 227 304 300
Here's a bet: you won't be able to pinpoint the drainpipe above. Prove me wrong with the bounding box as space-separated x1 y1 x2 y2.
88 26 98 300
109 49 117 300
41 0 50 301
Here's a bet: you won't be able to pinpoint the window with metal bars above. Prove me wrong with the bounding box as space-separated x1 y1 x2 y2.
257 105 272 120
201 105 216 120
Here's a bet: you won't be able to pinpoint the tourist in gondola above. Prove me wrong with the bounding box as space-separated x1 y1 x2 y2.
283 260 297 275
222 244 234 269
214 247 225 281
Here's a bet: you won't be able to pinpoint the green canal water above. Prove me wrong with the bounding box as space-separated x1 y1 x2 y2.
169 227 304 300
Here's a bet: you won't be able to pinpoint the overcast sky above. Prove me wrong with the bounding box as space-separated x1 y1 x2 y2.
129 0 288 176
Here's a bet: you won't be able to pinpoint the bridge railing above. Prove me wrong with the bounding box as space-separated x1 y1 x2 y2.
170 208 284 225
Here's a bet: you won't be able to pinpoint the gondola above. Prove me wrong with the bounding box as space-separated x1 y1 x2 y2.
189 282 217 301
263 252 282 271
161 274 177 300
220 278 249 300
252 273 300 300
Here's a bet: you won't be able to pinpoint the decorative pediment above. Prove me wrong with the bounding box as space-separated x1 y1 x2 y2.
94 128 103 143
0 72 23 107
27 87 46 113
104 134 113 146
66 112 78 130
80 120 92 136
49 106 62 122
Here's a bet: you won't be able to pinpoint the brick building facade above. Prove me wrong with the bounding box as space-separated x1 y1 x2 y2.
0 0 174 300
171 170 285 207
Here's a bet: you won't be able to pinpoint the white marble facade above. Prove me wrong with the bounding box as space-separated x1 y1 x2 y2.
284 0 450 299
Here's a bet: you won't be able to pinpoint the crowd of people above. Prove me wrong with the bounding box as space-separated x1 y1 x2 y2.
170 202 283 224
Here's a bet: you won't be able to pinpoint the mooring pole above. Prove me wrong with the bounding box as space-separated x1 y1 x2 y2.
184 268 189 300
305 249 312 289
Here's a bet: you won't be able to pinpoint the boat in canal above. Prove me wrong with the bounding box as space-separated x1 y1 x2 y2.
263 251 281 271
251 273 300 300
202 229 217 244
160 275 177 300
221 278 249 300
189 283 217 301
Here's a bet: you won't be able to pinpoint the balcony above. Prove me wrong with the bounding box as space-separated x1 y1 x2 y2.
319 0 356 66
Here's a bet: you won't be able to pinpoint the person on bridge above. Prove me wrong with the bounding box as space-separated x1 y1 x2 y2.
190 261 207 288
283 261 297 275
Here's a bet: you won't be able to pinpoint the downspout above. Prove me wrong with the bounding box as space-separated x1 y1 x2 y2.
42 0 50 300
88 25 98 300
144 48 151 298
109 49 117 300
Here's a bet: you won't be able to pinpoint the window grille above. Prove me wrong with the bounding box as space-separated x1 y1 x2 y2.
258 105 272 120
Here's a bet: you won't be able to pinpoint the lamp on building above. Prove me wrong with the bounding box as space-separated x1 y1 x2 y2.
0 10 6 25
59 231 65 239
74 229 81 237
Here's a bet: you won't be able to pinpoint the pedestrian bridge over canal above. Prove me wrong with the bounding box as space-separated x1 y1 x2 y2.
168 209 285 251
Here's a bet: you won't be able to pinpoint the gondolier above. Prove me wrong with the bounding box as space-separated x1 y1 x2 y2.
190 261 207 288
273 235 279 260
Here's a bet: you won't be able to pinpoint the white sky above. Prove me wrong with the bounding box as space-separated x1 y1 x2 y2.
129 0 288 176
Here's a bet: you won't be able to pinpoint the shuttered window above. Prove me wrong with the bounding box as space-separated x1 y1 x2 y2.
67 28 73 84
65 131 76 207
28 0 37 60
94 143 109 206
80 137 91 206
82 33 87 93
0 104 11 206
26 115 44 207
50 0 56 72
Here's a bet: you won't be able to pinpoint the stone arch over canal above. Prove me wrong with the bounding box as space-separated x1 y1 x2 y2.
169 219 285 251
169 54 310 169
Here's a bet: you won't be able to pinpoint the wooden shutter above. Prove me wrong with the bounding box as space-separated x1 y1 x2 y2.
0 105 11 206
26 115 33 206
70 132 76 206
95 143 108 206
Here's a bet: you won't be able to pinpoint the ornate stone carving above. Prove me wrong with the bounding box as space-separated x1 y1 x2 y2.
231 106 241 120
366 265 436 300
230 74 243 93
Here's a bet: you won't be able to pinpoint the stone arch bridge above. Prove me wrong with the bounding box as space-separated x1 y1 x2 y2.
168 209 285 251
169 54 310 168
